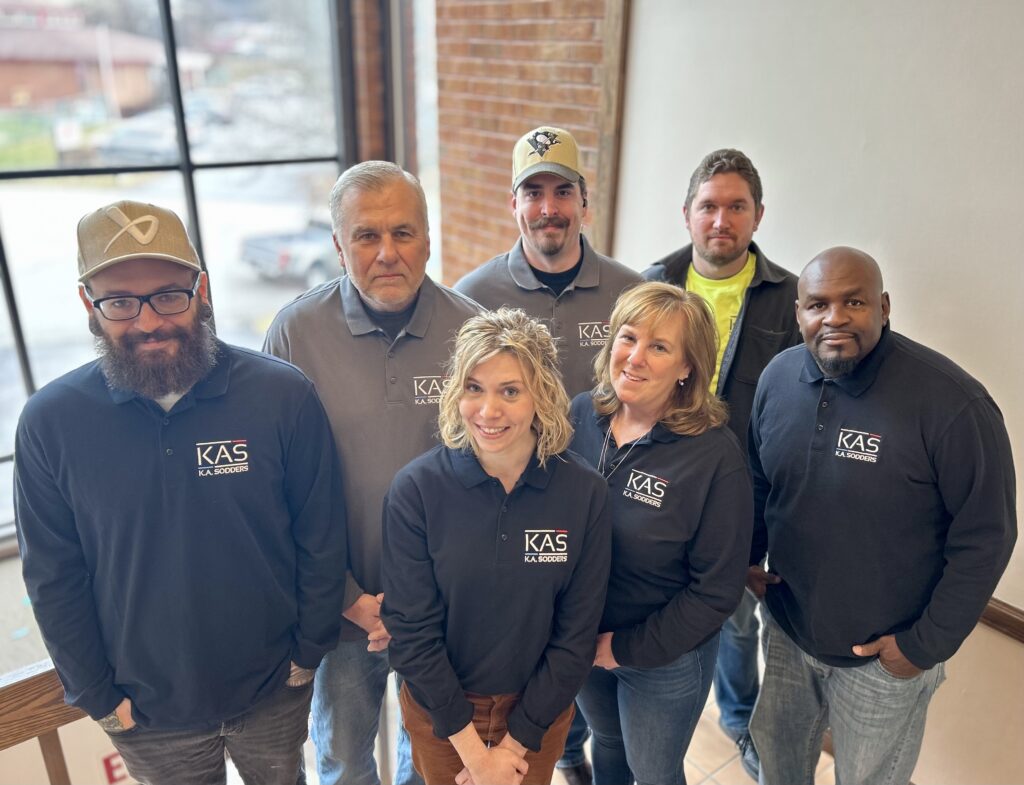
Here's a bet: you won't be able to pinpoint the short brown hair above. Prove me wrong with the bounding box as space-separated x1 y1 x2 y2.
438 308 572 465
592 282 728 435
684 149 762 210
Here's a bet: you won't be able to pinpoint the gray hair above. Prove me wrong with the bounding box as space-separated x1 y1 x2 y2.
328 161 429 235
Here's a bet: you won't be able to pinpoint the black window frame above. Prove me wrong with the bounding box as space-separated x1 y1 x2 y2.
0 0 362 545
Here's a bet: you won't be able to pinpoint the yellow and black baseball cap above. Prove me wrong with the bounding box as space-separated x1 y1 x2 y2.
512 126 583 192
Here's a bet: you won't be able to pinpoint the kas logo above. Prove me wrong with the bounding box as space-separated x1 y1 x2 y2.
413 375 447 405
835 428 882 464
524 529 568 563
623 469 668 508
578 321 610 348
196 439 249 477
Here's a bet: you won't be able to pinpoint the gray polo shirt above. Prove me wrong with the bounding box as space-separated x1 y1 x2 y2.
455 236 642 396
264 275 480 640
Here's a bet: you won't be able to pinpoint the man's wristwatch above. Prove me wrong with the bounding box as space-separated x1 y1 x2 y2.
98 708 128 733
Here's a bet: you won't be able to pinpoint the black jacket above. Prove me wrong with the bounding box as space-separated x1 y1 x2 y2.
644 242 800 443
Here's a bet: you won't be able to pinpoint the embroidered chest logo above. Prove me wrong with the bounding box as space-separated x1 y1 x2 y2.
835 428 881 464
196 439 249 477
412 375 446 405
524 529 568 563
623 469 668 508
577 321 610 348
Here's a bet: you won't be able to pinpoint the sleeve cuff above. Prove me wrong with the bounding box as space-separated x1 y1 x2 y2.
424 692 475 742
342 572 365 613
893 630 938 671
74 680 126 721
506 704 546 752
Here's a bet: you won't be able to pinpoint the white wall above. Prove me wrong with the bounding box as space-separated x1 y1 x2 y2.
615 0 1023 608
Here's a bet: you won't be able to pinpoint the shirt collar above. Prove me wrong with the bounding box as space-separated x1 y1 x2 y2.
448 446 552 490
798 324 893 396
507 236 601 291
339 274 437 338
106 339 232 406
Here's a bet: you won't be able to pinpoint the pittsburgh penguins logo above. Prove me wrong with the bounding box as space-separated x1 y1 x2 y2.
525 130 561 158
104 206 160 251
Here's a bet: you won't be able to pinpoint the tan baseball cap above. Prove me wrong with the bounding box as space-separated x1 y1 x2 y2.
77 200 202 282
512 126 583 192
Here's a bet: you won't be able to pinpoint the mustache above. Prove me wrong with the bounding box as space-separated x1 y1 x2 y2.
121 327 190 348
528 217 569 230
815 331 859 345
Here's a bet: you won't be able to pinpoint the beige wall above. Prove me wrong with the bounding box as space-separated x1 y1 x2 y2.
915 624 1024 784
616 2 1022 781
616 0 1022 603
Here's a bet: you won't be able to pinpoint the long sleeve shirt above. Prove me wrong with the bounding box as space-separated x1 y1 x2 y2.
382 446 611 751
569 394 753 668
749 327 1017 669
15 342 347 728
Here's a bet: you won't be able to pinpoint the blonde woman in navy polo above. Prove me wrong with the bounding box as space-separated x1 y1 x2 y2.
569 282 753 785
382 309 611 785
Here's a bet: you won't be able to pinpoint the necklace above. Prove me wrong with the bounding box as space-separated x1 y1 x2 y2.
597 418 652 480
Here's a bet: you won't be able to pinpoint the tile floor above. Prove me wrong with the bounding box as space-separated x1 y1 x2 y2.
550 690 836 785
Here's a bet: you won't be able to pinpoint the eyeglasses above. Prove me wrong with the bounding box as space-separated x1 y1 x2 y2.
90 276 201 321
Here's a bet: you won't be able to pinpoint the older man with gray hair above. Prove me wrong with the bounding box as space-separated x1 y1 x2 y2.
264 161 480 785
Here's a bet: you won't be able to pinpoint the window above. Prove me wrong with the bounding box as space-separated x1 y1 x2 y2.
0 0 355 546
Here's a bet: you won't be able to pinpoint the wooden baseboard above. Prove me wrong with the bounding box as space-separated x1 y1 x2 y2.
979 596 1024 645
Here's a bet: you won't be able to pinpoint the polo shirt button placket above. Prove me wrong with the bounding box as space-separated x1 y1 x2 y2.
812 384 834 451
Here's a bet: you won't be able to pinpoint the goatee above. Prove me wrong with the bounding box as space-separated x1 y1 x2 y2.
812 351 859 378
90 303 218 399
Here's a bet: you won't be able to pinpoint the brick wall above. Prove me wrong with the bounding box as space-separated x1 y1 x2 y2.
435 0 612 284
351 0 388 162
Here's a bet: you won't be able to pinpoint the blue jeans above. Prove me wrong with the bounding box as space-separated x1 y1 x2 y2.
106 679 313 785
750 615 945 785
714 589 760 738
577 633 719 785
311 640 422 785
556 701 591 767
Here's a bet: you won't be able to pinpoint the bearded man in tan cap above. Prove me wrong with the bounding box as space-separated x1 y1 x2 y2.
15 200 347 785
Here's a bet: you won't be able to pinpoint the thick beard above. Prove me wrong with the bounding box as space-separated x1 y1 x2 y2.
90 303 218 399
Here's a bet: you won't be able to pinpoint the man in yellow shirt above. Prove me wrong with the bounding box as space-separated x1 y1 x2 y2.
643 149 799 781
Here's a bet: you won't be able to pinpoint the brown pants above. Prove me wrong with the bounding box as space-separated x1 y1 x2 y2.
400 683 574 785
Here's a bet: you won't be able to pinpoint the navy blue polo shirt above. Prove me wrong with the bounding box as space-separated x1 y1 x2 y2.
381 445 611 751
750 327 1017 669
16 342 347 729
569 394 753 669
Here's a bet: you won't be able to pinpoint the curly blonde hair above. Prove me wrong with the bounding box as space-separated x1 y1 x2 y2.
438 308 572 465
592 282 728 435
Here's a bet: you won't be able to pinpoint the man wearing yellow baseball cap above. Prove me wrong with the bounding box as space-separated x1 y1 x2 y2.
455 126 641 400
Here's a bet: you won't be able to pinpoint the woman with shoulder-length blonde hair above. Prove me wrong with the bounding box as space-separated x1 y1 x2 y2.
382 308 611 785
570 282 753 785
